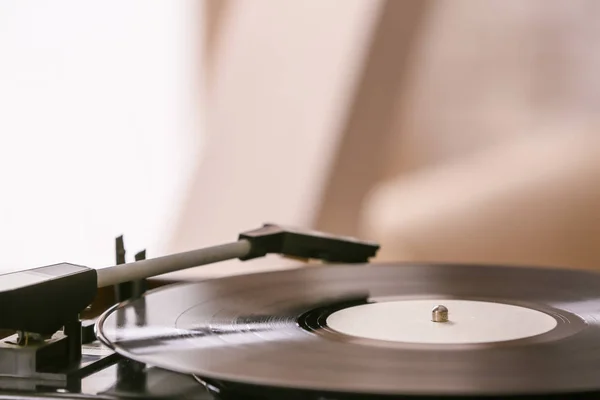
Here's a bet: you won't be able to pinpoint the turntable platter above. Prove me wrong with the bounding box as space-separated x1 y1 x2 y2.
96 263 600 398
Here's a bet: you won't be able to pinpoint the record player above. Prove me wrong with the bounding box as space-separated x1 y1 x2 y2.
1 223 600 400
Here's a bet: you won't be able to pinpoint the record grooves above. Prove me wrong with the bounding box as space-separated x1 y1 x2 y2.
97 263 600 399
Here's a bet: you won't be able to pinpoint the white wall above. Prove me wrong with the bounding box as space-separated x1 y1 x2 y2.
0 0 201 272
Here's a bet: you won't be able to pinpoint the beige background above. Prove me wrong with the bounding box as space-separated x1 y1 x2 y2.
163 0 600 279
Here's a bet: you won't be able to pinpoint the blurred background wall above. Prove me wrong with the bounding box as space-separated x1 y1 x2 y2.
0 0 598 279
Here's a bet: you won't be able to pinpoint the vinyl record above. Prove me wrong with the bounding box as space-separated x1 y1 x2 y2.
96 263 600 398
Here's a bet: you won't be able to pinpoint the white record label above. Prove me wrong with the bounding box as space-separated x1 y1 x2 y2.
326 299 557 344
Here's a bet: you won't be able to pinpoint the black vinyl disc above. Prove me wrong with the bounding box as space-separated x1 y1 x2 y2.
96 263 600 398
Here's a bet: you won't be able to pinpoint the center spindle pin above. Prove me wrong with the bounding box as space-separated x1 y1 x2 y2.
432 305 449 322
